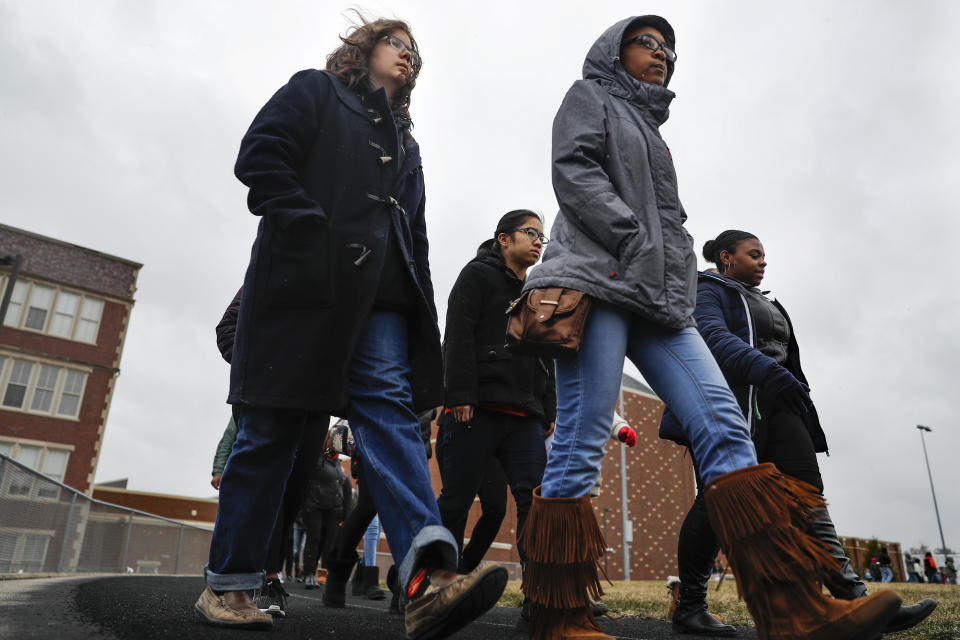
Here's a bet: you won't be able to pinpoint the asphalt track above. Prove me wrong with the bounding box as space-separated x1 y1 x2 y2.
0 575 760 640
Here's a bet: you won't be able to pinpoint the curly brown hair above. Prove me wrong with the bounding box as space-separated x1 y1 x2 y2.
326 14 421 122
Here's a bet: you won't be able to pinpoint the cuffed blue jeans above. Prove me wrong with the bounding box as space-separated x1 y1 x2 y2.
542 303 757 499
205 310 456 591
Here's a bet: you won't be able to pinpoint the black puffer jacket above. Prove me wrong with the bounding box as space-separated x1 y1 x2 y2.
443 251 556 423
302 454 348 513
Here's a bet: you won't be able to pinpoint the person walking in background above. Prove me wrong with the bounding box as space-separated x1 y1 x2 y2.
944 558 957 585
210 416 236 492
301 433 350 589
660 230 937 636
195 15 506 637
521 15 904 639
924 553 939 583
905 554 920 583
879 546 894 583
436 210 555 621
323 419 392 608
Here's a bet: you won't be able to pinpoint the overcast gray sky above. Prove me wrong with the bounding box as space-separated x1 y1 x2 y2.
2 0 958 553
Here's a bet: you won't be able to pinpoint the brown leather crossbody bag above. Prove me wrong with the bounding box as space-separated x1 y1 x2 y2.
504 287 592 358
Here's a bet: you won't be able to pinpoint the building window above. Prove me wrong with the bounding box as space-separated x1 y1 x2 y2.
57 370 86 418
23 285 55 331
49 291 79 338
1 279 27 327
0 277 105 345
2 359 33 409
30 365 59 413
0 440 71 500
0 531 52 573
0 355 88 420
75 298 104 344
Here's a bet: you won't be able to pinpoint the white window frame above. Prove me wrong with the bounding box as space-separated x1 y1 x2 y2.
0 353 90 421
0 528 55 573
0 277 106 345
0 438 73 500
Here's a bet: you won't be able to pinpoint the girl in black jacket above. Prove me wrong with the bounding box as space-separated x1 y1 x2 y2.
436 209 556 570
665 230 935 636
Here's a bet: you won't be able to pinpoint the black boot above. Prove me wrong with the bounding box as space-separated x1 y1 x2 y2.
809 506 869 600
350 560 364 596
362 565 386 600
322 553 358 608
672 583 737 637
386 564 402 615
807 506 939 633
673 496 736 636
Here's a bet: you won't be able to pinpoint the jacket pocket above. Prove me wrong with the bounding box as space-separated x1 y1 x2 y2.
475 343 511 383
262 212 333 308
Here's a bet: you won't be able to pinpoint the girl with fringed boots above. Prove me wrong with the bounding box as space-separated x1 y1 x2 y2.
522 14 903 640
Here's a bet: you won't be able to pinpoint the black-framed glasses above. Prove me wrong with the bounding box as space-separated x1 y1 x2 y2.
623 33 676 62
382 34 420 67
515 227 549 244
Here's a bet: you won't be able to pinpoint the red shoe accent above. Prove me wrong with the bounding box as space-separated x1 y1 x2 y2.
406 569 429 599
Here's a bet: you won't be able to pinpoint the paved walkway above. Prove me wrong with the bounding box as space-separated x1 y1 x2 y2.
0 575 760 639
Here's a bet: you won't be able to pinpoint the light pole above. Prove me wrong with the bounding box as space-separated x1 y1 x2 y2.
916 425 948 556
618 384 630 580
602 507 612 576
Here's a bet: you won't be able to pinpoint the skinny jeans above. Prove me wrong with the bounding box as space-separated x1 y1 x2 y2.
543 303 756 498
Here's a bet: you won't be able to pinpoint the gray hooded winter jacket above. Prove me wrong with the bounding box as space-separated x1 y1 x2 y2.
525 16 696 329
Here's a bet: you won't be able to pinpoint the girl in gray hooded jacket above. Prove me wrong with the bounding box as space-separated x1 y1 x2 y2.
521 15 901 640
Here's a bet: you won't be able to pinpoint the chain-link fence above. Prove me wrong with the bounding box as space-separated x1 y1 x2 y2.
0 453 212 575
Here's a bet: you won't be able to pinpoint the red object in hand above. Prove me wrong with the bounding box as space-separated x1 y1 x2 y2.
618 426 636 447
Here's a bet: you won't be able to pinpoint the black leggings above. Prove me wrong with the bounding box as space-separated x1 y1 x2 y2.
677 396 823 589
435 409 546 565
459 458 508 573
333 459 377 560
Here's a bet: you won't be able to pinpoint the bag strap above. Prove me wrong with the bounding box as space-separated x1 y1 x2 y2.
537 288 564 322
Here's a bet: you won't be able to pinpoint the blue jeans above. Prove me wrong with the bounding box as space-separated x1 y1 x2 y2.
344 311 457 587
363 515 381 566
205 310 456 591
543 303 757 498
205 406 314 590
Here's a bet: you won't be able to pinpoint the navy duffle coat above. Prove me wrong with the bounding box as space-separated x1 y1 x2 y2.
227 69 442 414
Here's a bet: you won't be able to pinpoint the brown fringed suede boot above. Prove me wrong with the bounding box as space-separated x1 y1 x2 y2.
703 463 901 640
521 487 613 640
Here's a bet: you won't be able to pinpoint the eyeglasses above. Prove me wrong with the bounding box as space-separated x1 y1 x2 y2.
623 34 676 63
515 227 549 244
382 34 420 67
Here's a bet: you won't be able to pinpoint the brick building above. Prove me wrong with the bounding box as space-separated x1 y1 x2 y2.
92 482 218 526
0 223 140 495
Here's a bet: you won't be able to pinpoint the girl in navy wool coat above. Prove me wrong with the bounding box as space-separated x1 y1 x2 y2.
196 16 506 639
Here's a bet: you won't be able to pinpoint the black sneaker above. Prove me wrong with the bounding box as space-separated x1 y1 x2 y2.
253 578 289 618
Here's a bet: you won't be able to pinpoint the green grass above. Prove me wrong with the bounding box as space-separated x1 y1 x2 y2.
499 580 960 640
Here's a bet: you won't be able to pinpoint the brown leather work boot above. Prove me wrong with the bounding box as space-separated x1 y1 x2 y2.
703 464 901 640
194 586 273 629
403 563 508 639
522 488 613 640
